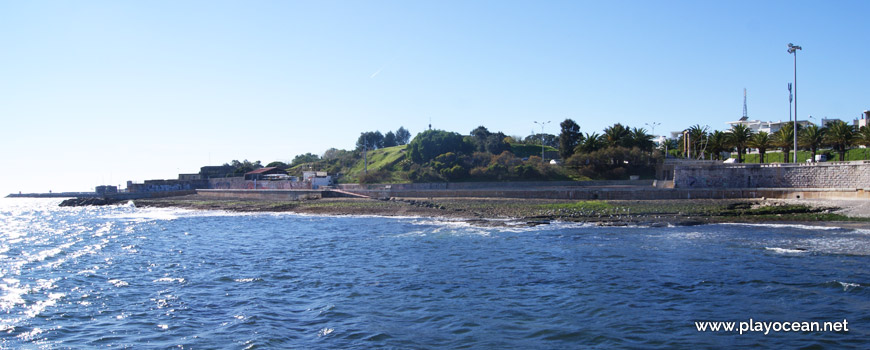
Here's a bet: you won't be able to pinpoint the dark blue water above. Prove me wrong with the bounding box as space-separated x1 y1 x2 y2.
2 199 869 348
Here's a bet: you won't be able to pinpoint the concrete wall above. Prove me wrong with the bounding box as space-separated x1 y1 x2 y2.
197 189 321 200
128 179 209 193
208 177 312 190
338 180 654 191
673 161 870 189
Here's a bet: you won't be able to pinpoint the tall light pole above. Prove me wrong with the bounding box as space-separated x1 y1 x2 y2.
534 120 551 164
788 43 802 163
783 83 797 163
645 122 660 136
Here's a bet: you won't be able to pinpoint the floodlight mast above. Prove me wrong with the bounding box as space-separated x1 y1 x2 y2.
788 43 802 163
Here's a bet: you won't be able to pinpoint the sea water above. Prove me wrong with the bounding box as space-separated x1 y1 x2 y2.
1 198 869 348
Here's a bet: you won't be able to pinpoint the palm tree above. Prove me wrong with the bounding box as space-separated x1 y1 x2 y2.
727 124 752 163
706 130 728 161
660 138 678 158
603 123 630 149
799 124 826 162
630 127 655 152
825 120 855 161
686 124 709 159
857 126 870 160
773 126 794 163
575 132 603 153
748 131 772 163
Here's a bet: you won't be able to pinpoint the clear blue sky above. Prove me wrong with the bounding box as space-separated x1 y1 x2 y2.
2 0 868 193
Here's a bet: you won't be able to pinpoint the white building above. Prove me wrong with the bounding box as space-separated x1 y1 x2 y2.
853 111 870 129
725 118 812 134
302 171 332 188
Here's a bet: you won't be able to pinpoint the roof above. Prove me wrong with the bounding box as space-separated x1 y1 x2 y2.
245 167 280 175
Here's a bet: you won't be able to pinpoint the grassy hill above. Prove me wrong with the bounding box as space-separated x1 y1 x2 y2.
288 145 411 184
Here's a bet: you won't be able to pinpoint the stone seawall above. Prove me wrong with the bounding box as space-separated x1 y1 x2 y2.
338 180 654 191
197 189 321 200
673 161 870 189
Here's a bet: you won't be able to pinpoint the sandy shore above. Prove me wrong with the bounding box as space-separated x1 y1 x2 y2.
132 194 870 229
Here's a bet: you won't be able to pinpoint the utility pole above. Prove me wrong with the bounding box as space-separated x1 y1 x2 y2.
363 137 368 174
534 120 551 164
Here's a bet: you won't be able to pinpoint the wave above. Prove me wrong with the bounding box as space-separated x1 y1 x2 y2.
764 247 809 254
825 280 864 292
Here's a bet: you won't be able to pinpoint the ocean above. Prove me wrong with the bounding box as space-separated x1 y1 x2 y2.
1 198 869 348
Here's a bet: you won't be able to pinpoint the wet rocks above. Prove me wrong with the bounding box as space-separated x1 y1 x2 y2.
59 197 122 207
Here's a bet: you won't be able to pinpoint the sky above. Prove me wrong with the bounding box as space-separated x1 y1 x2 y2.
1 0 869 194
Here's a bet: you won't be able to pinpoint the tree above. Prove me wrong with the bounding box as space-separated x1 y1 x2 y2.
706 131 728 160
383 131 398 147
291 153 320 167
468 126 510 154
322 148 348 160
603 123 630 148
748 131 772 163
858 126 870 160
266 161 289 169
773 124 796 163
483 132 511 154
576 132 603 153
630 127 655 153
524 133 559 148
356 131 384 151
727 124 752 163
395 127 411 145
407 129 473 163
558 119 582 160
470 126 492 152
226 159 262 175
825 120 855 161
686 125 709 159
799 124 825 162
660 138 679 157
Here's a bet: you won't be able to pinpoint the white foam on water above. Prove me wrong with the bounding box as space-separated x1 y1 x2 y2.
234 278 261 283
108 279 129 287
765 247 808 254
317 327 334 337
835 281 861 292
153 277 186 284
668 231 706 240
15 327 44 341
718 223 843 231
24 292 64 318
0 278 27 311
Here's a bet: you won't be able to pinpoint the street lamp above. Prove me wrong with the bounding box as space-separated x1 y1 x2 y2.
788 43 802 163
534 120 551 164
645 122 660 136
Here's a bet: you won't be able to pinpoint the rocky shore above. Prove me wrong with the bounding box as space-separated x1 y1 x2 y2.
130 194 870 228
